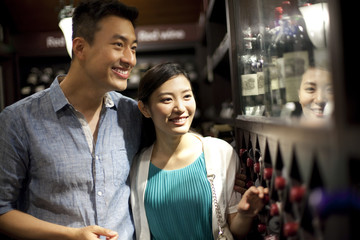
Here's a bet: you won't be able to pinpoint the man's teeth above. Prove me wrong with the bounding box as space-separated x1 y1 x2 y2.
113 68 128 74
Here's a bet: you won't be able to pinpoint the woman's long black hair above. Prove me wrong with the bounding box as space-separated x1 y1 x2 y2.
138 62 191 149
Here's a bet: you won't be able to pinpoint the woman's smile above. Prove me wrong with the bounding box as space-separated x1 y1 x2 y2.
169 116 189 125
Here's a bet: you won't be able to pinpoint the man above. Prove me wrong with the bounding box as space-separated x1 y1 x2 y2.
0 0 140 239
0 1 248 239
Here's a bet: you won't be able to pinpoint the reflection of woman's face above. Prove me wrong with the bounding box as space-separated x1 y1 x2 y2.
298 68 333 119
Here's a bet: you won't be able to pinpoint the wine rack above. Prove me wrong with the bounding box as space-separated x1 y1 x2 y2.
232 125 360 240
198 0 360 238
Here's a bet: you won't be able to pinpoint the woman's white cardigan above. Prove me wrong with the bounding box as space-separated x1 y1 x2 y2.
130 135 242 240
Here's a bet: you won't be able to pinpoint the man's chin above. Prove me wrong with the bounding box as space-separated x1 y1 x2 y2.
114 83 128 92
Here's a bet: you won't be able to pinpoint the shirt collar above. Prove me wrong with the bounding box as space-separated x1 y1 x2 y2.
49 75 69 112
103 92 114 108
49 75 116 113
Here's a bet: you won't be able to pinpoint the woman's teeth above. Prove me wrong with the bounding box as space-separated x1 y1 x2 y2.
171 117 187 123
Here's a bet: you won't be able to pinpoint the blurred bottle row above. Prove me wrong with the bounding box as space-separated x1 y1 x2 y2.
20 66 67 98
20 60 198 98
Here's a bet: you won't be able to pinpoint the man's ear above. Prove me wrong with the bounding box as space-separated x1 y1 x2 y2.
72 37 86 60
138 101 151 118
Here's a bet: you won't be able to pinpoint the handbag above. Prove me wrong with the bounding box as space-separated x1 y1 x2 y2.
207 174 234 240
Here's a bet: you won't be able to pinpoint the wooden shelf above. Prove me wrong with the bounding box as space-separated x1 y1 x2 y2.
0 42 14 57
211 33 229 70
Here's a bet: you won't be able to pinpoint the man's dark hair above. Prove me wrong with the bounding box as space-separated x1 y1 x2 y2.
72 0 138 44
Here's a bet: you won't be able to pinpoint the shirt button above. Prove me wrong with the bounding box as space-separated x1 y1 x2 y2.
97 191 103 196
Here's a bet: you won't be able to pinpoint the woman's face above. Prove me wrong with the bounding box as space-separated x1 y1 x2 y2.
298 68 333 119
144 75 196 138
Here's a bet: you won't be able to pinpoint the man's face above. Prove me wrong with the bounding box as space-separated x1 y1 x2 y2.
82 15 137 92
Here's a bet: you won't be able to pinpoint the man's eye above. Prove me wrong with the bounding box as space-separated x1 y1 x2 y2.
114 42 123 47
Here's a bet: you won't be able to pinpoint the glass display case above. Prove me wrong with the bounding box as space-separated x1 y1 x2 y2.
199 0 358 239
234 0 331 124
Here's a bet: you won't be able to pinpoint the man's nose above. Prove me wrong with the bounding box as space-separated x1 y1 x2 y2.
121 47 136 67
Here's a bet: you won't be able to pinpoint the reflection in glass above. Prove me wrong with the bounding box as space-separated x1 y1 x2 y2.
264 0 313 118
299 3 329 49
240 26 265 116
298 67 333 121
236 0 333 122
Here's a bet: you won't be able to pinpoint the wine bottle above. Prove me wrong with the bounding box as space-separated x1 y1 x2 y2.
240 27 264 116
282 1 313 117
266 6 285 116
268 1 314 117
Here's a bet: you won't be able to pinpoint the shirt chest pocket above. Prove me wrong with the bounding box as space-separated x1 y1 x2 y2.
111 150 130 186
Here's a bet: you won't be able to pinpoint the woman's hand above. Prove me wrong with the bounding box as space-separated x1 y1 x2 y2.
228 186 269 238
237 186 269 218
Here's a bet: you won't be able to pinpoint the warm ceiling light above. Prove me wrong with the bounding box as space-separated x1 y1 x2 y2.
299 3 329 49
58 4 74 58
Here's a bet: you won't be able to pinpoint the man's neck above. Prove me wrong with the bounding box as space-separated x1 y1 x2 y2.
60 75 105 112
59 74 106 139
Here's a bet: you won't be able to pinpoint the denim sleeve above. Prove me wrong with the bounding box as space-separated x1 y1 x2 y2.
0 108 29 215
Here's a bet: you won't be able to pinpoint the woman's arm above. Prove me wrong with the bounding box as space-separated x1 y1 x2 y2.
0 210 118 240
228 186 268 240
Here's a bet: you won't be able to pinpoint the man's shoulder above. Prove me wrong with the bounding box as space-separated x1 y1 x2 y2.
1 90 49 117
108 91 137 107
108 91 141 121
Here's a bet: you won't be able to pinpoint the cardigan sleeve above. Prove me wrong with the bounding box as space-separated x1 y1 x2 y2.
203 137 242 214
130 146 153 240
226 148 242 214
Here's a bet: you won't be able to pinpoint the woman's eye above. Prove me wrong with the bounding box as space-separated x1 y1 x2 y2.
184 94 193 99
161 98 172 103
305 87 316 93
326 87 333 94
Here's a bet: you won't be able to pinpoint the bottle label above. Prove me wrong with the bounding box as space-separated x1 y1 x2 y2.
265 57 280 91
241 74 258 96
276 58 285 89
258 72 265 94
283 51 309 102
268 65 279 90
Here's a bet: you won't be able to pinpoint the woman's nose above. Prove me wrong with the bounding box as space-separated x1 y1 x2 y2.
314 90 327 104
174 100 186 112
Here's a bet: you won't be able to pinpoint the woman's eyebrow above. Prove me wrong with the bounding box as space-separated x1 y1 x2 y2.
157 88 192 97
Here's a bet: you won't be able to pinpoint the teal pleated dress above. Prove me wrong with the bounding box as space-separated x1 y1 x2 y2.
144 153 214 240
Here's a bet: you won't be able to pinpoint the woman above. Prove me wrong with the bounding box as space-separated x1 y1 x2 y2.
130 62 268 240
298 67 333 120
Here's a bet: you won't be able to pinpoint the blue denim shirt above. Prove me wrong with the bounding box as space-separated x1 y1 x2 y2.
0 77 142 239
